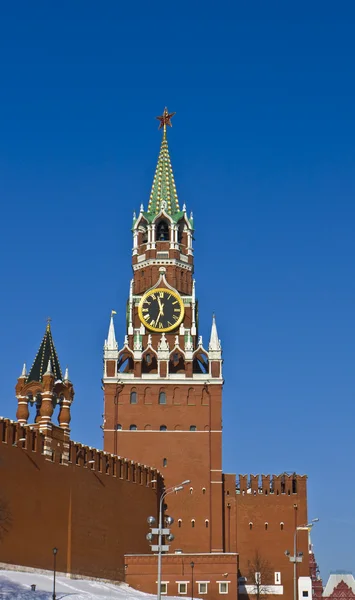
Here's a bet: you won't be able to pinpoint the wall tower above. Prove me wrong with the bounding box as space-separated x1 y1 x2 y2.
103 109 224 553
15 321 74 462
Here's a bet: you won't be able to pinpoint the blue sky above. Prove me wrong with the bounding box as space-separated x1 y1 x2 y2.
0 1 354 580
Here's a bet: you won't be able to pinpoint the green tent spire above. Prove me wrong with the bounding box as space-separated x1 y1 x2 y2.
147 108 180 217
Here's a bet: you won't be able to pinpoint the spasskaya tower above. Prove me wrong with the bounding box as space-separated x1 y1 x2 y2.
103 109 224 554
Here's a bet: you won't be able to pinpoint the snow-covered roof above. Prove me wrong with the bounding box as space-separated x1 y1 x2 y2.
0 568 183 599
324 573 355 597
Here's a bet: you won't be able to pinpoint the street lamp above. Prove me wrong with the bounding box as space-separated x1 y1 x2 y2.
52 547 58 600
190 561 195 600
149 479 190 600
285 518 319 600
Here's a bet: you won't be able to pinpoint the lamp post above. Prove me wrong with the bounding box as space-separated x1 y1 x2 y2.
190 561 195 600
52 547 58 600
285 518 319 600
149 479 190 600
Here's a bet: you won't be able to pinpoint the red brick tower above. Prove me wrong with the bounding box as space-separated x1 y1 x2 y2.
103 109 224 554
15 321 74 462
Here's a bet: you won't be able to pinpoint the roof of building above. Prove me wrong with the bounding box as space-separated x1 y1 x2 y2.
133 110 194 228
146 124 180 219
27 322 63 383
323 573 355 597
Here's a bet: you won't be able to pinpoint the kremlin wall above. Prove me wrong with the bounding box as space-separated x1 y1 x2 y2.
0 417 160 582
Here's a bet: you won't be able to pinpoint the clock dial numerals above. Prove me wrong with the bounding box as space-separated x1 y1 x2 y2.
138 288 184 333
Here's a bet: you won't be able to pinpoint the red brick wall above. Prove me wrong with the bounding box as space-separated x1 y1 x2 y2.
125 553 238 600
0 419 159 581
233 474 309 600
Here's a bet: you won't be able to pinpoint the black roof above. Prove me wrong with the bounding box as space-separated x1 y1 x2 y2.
27 324 63 383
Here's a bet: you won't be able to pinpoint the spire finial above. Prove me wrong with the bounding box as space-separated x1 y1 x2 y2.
64 366 69 381
156 107 176 134
45 359 53 375
105 311 118 351
148 109 179 216
46 317 52 331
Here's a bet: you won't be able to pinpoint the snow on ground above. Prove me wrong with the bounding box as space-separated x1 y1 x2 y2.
0 568 182 600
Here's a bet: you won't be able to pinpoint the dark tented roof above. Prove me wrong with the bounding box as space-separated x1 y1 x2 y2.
27 323 63 383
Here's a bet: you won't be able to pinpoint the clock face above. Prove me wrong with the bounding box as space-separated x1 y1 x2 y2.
138 288 184 332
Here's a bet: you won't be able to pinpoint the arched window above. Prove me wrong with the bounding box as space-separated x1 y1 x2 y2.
116 424 122 430
178 519 182 528
163 458 167 467
202 487 206 495
265 522 268 531
159 391 166 405
190 425 197 431
249 522 253 530
130 424 137 431
280 522 284 531
146 353 152 365
160 425 167 431
191 519 195 528
205 519 209 528
189 487 193 494
157 220 169 241
130 391 137 404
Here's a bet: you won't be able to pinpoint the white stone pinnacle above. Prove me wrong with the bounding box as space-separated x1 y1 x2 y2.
45 359 53 375
106 313 118 351
21 363 27 377
64 367 69 381
209 314 221 352
158 333 169 352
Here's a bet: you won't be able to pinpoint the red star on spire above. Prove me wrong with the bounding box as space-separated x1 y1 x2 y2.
156 107 176 129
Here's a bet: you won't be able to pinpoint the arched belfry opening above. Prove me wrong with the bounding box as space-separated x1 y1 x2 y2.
142 351 158 374
138 224 148 245
169 350 185 374
156 219 169 241
193 349 209 374
117 349 134 374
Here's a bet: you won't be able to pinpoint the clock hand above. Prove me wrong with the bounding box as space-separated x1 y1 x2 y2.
157 297 165 316
157 297 165 315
